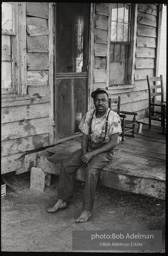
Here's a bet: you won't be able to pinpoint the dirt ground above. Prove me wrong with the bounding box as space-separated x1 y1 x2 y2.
1 172 165 252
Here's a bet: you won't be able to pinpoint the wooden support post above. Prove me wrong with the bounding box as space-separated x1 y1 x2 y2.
30 167 50 192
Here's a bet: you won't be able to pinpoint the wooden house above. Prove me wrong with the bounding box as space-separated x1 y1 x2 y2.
1 3 166 176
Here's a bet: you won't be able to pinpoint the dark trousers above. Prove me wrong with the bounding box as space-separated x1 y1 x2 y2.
58 149 113 211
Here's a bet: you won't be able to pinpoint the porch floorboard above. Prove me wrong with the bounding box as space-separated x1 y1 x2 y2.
40 125 165 200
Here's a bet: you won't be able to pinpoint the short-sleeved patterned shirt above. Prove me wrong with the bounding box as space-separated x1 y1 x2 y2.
79 108 122 147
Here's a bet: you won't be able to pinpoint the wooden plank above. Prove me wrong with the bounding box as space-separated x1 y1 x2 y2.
27 35 49 52
27 71 49 85
26 2 49 19
1 134 49 157
134 68 154 80
93 83 107 89
2 35 11 61
95 43 107 56
18 2 27 94
106 8 111 88
1 161 22 175
120 99 149 112
128 4 138 85
27 17 49 36
136 47 155 58
27 53 49 70
155 4 162 76
136 58 155 69
2 103 49 123
28 85 49 98
95 29 108 44
137 12 157 27
95 14 108 30
137 36 156 48
136 134 166 144
2 152 23 165
118 138 165 155
137 24 156 37
2 97 49 108
95 3 109 16
134 80 148 91
138 4 157 16
2 117 50 141
94 57 107 69
94 69 107 83
1 94 30 101
48 2 54 145
88 3 95 111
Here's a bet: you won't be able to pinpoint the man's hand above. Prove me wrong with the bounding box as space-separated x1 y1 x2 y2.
81 152 94 165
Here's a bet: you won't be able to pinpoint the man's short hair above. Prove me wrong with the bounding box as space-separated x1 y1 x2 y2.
91 88 109 99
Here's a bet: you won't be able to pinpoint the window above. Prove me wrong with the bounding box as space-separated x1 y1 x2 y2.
109 3 135 86
2 2 16 94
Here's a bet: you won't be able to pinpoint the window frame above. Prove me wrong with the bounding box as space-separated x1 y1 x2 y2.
1 2 27 95
108 3 137 87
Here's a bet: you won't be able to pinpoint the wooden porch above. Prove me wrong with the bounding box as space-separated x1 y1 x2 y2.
36 124 166 200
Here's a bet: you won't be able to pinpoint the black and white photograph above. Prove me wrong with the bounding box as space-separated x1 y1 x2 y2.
1 1 166 253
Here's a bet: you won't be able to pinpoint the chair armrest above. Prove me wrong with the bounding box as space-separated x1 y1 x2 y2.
120 111 137 116
119 113 126 119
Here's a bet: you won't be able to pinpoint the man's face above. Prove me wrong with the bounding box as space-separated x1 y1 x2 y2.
94 93 109 114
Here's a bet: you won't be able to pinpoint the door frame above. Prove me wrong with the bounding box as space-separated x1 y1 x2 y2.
52 3 93 143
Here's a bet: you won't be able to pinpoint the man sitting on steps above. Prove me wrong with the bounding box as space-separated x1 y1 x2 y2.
47 88 122 223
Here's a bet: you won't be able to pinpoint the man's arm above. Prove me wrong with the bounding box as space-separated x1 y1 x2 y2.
81 133 89 155
81 133 119 164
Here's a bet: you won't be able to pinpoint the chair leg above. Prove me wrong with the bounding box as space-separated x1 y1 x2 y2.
149 112 151 129
132 115 136 137
162 105 165 134
122 118 125 141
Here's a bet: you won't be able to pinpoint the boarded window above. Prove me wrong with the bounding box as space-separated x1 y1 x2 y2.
1 2 15 92
110 4 133 85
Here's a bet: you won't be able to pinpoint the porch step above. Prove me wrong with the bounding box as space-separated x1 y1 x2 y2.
35 138 165 200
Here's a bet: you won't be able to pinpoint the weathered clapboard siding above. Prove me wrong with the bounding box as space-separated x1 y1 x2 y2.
94 57 107 69
2 103 49 123
135 58 155 69
27 53 49 70
138 4 157 16
95 15 108 30
26 2 49 19
136 47 155 58
137 12 157 27
28 85 49 98
27 17 49 36
95 43 107 56
1 97 49 107
137 24 156 37
2 134 49 157
2 117 50 141
95 29 108 44
121 99 149 113
134 68 154 80
94 69 107 83
27 71 49 85
93 3 110 91
27 36 49 52
95 3 109 16
136 36 156 48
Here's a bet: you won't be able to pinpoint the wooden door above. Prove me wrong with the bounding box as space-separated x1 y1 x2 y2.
55 3 90 139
